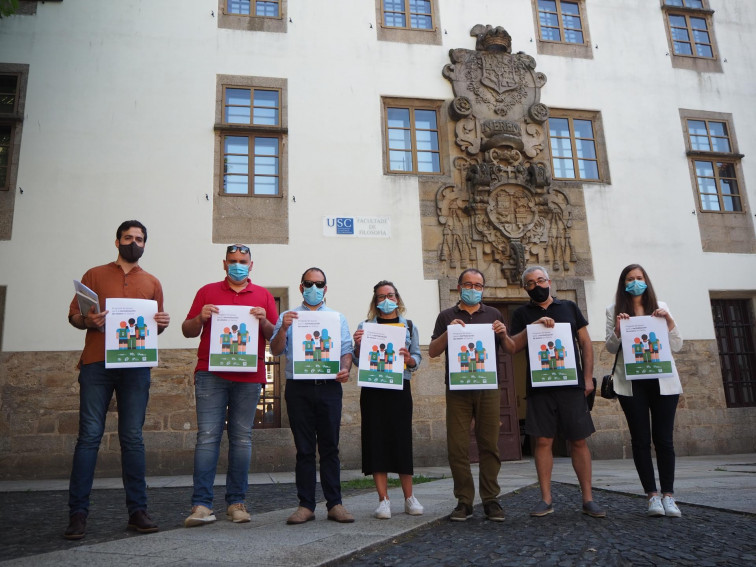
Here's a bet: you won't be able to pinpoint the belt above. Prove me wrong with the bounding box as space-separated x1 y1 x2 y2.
313 379 328 385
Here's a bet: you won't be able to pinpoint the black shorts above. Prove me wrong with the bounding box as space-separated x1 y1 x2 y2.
525 388 595 441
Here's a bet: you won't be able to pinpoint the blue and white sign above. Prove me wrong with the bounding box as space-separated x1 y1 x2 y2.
322 216 391 238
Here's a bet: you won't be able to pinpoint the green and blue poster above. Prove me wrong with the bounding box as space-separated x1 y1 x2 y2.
620 316 674 379
105 298 158 368
357 322 405 390
526 322 578 387
447 323 498 390
292 311 341 379
209 306 260 372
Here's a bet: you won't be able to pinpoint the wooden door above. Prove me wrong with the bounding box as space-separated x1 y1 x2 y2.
468 303 522 462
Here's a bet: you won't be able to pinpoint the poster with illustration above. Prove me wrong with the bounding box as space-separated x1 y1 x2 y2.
619 316 674 379
208 306 260 372
104 298 158 368
357 322 406 390
526 323 578 387
447 324 498 390
292 311 341 379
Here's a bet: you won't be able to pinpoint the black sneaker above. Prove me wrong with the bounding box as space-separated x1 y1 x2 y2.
484 501 505 522
64 512 87 540
127 510 159 533
450 502 473 522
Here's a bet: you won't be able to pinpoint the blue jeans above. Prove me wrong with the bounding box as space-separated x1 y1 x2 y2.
285 380 343 511
192 372 262 508
68 362 151 517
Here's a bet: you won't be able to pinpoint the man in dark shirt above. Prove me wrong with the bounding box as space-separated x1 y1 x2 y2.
501 265 605 518
429 269 508 522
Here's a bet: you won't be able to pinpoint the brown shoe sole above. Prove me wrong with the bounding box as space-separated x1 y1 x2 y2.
63 532 85 540
127 523 160 533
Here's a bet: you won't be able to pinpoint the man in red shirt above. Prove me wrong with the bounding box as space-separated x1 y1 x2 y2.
182 244 278 527
65 220 170 540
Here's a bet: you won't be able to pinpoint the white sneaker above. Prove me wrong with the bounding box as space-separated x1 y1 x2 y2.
375 498 391 519
662 495 681 517
647 495 665 517
404 495 424 516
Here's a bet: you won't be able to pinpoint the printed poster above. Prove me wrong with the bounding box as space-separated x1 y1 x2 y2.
526 322 578 387
292 311 341 379
620 316 674 380
357 322 406 390
105 298 158 368
447 324 498 390
208 306 260 372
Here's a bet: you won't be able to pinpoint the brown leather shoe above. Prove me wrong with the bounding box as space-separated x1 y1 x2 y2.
327 504 355 523
287 506 316 525
127 510 159 533
64 512 87 540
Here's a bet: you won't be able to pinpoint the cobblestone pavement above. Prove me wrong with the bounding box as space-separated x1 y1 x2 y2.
0 482 370 562
338 483 756 567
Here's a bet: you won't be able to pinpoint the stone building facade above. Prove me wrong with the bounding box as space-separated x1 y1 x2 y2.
1 1 755 480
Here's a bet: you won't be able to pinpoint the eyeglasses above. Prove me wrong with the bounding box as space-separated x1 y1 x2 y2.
302 280 326 289
227 245 250 255
376 293 397 301
461 282 484 291
523 277 549 290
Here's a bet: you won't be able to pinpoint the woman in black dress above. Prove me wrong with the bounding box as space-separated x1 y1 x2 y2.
353 280 423 519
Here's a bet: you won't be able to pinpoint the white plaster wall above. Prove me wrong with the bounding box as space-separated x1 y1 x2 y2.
0 0 754 353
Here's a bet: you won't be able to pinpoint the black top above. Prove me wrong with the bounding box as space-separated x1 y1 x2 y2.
431 302 505 385
510 297 589 394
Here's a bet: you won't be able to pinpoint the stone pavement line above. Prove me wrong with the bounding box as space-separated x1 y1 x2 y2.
1 454 754 566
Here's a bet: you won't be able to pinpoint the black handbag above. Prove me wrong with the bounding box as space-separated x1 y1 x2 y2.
600 351 620 400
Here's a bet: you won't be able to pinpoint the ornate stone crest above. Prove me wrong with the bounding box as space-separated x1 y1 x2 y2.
435 25 579 283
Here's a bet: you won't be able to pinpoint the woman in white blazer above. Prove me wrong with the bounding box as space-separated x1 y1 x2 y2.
605 264 683 518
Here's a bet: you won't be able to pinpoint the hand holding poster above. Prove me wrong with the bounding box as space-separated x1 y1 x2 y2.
447 323 497 390
619 316 674 379
105 298 158 368
208 306 260 372
526 322 578 387
357 322 405 390
292 311 341 379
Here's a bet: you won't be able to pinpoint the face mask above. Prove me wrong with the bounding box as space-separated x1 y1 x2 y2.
527 285 551 303
119 242 144 263
227 262 249 282
625 280 648 296
303 285 324 306
377 299 398 314
460 288 482 306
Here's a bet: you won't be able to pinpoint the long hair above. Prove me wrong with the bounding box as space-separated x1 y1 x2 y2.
613 264 660 318
366 280 406 320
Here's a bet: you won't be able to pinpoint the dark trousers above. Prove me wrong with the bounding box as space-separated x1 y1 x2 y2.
618 379 679 494
285 379 343 511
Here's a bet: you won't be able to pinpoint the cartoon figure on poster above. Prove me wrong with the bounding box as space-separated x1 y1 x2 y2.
208 305 260 372
291 311 342 379
356 323 406 389
447 324 497 389
105 298 159 368
620 316 674 379
526 323 578 387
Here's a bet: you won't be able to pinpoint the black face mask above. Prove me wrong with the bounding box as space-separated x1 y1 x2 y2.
119 242 145 263
527 285 551 303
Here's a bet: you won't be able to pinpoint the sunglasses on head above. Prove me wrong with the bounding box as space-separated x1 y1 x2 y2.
227 245 250 255
302 280 326 289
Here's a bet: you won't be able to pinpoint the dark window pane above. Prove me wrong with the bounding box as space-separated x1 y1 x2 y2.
688 120 708 135
690 17 708 31
387 108 411 128
228 0 251 16
722 195 742 212
696 44 713 58
389 150 412 171
671 27 690 42
573 119 594 139
553 158 575 178
575 138 596 159
539 13 559 27
563 29 583 43
578 160 599 180
674 42 693 55
538 0 557 10
561 2 580 16
549 118 570 137
669 15 687 27
541 27 561 41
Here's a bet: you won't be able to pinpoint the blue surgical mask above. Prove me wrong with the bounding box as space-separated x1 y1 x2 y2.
625 280 648 296
377 299 398 314
303 285 324 306
227 263 249 282
460 288 482 306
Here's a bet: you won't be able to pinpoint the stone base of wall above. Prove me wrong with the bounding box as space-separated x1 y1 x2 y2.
1 341 753 480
